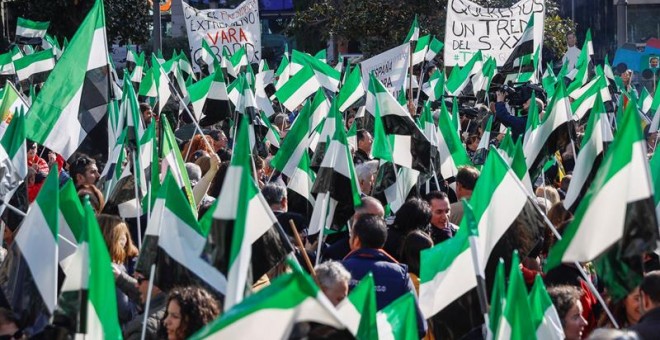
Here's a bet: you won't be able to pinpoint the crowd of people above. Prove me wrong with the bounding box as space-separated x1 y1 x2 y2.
0 26 659 339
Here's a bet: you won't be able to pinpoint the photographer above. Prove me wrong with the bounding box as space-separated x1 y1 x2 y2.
494 90 527 141
494 89 545 141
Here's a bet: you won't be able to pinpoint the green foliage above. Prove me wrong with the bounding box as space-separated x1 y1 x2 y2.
106 0 151 46
292 0 445 57
10 0 150 47
11 0 94 39
140 36 191 60
293 0 574 59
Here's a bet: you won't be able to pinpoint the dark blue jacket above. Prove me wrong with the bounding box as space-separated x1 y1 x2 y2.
494 102 527 141
342 248 427 338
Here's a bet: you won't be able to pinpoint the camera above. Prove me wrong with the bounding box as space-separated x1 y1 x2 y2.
490 82 546 109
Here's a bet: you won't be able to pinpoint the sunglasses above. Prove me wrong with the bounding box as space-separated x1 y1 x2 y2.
136 276 148 284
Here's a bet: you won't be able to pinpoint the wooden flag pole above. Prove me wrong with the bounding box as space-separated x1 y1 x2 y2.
289 219 317 282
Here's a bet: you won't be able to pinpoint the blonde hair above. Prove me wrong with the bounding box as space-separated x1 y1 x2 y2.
535 185 560 205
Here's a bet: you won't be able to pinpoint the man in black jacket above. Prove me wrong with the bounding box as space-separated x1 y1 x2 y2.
629 270 660 340
122 272 167 340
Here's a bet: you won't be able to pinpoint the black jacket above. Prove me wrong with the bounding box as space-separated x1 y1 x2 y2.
629 307 660 340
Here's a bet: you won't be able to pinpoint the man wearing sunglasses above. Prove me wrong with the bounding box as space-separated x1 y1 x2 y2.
121 272 167 340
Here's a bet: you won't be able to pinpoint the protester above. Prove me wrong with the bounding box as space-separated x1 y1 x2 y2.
449 166 480 225
181 135 215 162
628 271 660 339
77 184 105 214
26 141 48 175
342 214 427 338
69 154 100 187
548 285 590 340
162 286 221 340
99 214 140 327
562 32 581 70
314 261 350 306
140 102 155 126
424 191 457 244
0 308 22 340
122 273 167 340
355 160 378 196
384 197 431 261
323 196 385 261
354 129 373 165
598 286 641 328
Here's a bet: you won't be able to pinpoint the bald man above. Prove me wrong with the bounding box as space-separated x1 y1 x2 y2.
323 197 385 261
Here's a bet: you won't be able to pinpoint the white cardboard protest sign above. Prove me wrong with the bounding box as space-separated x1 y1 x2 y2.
182 0 261 72
444 0 545 67
360 43 410 97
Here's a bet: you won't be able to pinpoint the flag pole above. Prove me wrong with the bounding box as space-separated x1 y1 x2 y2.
314 194 331 267
140 263 156 340
414 60 426 104
132 150 143 248
167 78 216 153
507 167 621 329
0 199 26 217
289 219 317 282
464 199 490 338
408 41 415 115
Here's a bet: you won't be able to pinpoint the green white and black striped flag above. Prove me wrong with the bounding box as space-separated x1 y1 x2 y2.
291 49 341 92
337 65 365 112
563 92 612 212
336 273 378 340
275 64 320 112
15 17 49 45
546 95 658 271
529 275 564 340
213 118 281 311
58 198 122 338
14 48 55 81
0 165 59 326
190 265 346 339
25 0 111 161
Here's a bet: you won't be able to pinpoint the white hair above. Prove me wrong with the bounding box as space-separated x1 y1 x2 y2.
315 261 351 289
355 160 379 182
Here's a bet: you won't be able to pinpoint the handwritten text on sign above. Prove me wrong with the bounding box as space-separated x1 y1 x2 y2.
444 0 545 67
183 0 261 72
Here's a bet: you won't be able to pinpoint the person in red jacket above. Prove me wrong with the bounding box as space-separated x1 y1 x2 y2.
26 142 48 175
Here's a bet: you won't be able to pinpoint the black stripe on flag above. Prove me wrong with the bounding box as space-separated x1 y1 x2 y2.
287 188 314 223
566 152 604 213
381 114 432 174
595 197 659 300
528 120 574 179
74 64 111 163
0 243 52 327
501 39 534 73
312 167 357 230
207 218 294 283
200 99 232 126
485 198 545 292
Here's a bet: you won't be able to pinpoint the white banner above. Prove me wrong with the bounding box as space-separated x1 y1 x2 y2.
444 0 545 67
360 43 410 97
182 0 261 72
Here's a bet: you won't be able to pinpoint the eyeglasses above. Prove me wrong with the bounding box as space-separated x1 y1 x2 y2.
136 276 148 284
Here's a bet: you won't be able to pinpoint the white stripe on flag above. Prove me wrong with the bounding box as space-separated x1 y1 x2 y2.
16 57 54 80
14 204 58 313
563 141 651 262
419 249 476 318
